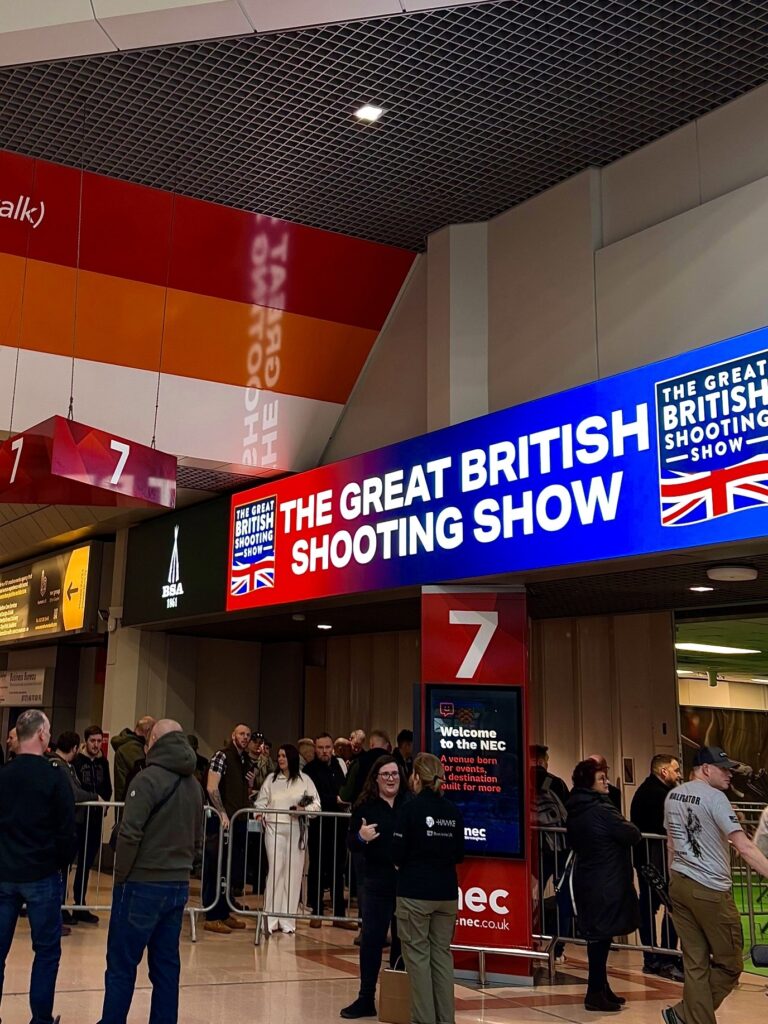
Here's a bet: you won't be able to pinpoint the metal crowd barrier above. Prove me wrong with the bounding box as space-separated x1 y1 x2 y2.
225 806 359 945
74 804 768 978
732 801 765 832
533 826 683 964
67 800 225 939
65 801 122 913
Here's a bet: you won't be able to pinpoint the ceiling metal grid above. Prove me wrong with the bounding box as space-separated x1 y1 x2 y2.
0 1 767 249
526 555 768 620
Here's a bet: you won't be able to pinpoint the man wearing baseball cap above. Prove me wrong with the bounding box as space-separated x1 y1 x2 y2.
662 747 768 1024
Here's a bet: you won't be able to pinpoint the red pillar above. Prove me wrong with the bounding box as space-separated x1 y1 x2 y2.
420 586 532 982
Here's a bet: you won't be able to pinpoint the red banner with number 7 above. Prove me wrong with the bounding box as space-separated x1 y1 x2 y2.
0 415 176 508
420 587 532 980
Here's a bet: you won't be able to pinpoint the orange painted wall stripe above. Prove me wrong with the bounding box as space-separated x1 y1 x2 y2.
0 252 24 348
163 289 375 406
0 255 378 405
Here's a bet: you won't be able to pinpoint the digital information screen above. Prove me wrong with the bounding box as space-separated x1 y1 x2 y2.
425 684 524 859
0 545 93 643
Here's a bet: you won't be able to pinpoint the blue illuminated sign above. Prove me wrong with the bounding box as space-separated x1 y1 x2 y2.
229 324 768 608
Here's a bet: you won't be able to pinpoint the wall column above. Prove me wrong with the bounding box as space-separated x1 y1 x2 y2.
427 222 489 430
102 529 177 756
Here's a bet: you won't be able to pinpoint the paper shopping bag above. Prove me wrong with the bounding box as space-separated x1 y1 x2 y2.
378 966 411 1024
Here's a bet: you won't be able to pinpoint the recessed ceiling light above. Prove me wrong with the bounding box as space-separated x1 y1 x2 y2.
752 678 768 684
689 586 714 593
317 623 332 631
675 642 761 655
676 669 701 676
355 104 384 123
707 565 758 582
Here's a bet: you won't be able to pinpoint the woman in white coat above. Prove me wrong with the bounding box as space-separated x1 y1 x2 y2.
255 742 320 933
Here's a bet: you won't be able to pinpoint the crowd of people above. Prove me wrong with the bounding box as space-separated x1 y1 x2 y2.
534 742 768 1024
7 709 767 1024
0 715 433 1024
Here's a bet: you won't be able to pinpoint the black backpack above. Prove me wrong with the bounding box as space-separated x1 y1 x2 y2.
535 775 567 852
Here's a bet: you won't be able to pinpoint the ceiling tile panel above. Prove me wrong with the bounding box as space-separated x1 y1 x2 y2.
0 1 766 249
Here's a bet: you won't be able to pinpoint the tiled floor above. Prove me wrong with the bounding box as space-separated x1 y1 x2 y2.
0 911 765 1023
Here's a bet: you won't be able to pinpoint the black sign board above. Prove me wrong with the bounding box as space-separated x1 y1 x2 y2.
123 497 229 626
0 543 100 645
425 684 524 859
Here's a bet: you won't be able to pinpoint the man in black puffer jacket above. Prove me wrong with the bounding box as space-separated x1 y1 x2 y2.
98 720 203 1024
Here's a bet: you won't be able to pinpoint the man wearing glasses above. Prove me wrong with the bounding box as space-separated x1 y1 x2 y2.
662 747 768 1024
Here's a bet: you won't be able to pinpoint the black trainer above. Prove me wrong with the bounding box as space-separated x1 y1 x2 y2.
584 992 621 1013
662 1008 681 1024
74 910 99 924
340 998 377 1019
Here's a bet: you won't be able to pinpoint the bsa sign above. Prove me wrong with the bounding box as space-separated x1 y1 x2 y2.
161 526 184 609
123 497 229 626
227 325 768 611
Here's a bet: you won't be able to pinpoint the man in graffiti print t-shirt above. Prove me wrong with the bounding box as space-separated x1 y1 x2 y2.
662 747 768 1024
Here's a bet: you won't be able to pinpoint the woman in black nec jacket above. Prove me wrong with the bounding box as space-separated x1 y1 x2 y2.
340 753 410 1020
392 752 464 1024
567 758 641 1013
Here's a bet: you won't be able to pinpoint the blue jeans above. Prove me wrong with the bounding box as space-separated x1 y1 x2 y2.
0 872 62 1024
99 881 189 1024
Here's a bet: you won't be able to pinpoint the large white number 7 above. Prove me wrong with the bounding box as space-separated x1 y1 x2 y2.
109 440 130 485
9 436 23 484
449 610 498 679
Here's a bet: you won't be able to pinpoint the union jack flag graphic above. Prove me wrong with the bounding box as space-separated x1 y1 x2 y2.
230 554 275 595
230 495 277 595
660 455 768 527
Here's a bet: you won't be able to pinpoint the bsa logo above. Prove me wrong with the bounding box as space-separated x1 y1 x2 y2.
426 816 435 828
161 525 184 608
231 496 276 596
656 350 768 526
40 569 47 598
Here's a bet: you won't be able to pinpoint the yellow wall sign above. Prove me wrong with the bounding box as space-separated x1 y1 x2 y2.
0 545 92 642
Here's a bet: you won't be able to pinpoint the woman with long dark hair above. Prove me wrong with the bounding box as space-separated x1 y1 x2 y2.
340 753 409 1019
254 743 320 934
567 758 641 1012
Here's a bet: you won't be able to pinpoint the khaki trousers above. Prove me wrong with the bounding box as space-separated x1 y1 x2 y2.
396 896 457 1024
669 872 742 1024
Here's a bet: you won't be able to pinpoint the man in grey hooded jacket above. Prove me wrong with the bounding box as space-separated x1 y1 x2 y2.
98 720 203 1024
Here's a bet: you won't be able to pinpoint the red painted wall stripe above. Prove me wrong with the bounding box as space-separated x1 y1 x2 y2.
0 149 414 332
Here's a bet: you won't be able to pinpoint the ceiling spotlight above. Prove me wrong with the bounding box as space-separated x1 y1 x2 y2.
317 623 332 631
291 613 305 622
689 586 714 593
355 104 384 123
707 565 758 582
675 642 761 655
